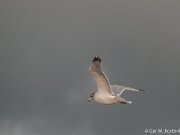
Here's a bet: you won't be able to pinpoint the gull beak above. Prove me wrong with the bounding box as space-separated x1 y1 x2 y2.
88 97 92 102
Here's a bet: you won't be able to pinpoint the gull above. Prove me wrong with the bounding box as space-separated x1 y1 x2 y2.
88 56 146 105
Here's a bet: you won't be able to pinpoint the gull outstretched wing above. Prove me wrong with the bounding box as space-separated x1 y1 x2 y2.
89 56 112 94
111 85 146 96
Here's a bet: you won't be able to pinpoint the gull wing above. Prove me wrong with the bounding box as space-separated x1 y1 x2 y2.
89 56 112 94
110 85 146 96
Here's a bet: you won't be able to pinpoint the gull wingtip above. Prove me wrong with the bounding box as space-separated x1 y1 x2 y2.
92 56 101 63
139 89 148 94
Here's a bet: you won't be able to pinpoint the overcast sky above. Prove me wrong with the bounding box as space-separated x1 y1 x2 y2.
0 0 180 135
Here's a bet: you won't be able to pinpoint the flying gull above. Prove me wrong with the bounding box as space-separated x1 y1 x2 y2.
88 56 146 105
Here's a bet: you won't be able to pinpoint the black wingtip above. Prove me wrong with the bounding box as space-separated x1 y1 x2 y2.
139 89 147 93
92 56 101 63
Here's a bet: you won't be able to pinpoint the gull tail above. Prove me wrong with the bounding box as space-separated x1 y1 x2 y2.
127 101 132 104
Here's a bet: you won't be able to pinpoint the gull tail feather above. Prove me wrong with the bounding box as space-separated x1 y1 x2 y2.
127 101 132 104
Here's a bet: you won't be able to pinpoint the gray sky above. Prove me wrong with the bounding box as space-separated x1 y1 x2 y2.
0 0 180 135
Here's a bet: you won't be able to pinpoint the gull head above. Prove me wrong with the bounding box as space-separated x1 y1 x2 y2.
88 92 95 102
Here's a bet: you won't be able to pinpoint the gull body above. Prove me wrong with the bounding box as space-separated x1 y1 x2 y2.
88 56 146 105
94 92 117 105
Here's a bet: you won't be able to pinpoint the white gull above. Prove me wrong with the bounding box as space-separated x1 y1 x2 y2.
88 56 146 105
